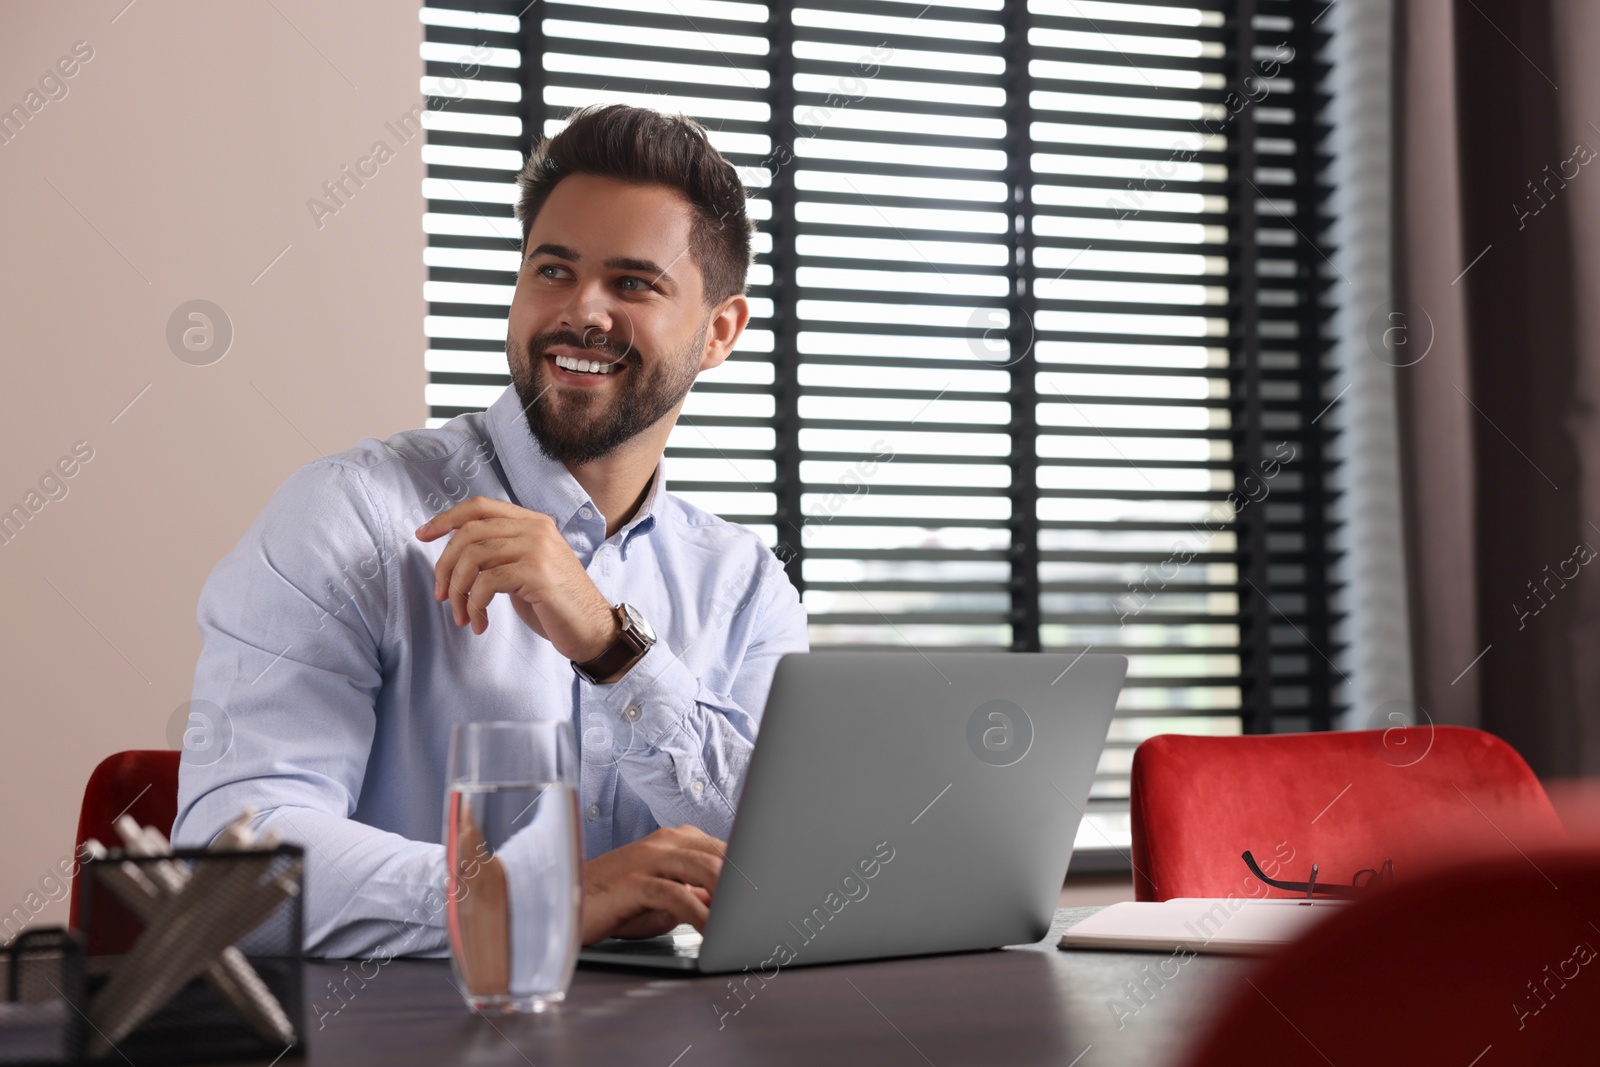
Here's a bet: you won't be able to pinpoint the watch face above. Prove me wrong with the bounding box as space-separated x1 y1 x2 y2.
621 603 655 643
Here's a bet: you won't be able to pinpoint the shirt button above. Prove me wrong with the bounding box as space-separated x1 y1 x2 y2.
691 780 705 796
585 804 599 822
579 506 594 520
623 704 642 722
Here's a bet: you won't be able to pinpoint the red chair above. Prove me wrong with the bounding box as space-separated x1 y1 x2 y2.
1183 847 1600 1066
1129 726 1566 901
69 750 181 954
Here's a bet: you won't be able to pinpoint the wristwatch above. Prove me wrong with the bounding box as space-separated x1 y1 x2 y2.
570 602 656 684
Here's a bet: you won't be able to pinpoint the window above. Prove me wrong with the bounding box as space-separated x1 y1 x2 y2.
420 0 1339 856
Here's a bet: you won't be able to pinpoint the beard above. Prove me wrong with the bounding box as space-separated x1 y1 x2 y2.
508 317 706 466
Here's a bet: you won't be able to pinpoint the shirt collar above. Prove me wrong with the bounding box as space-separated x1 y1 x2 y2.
484 385 665 551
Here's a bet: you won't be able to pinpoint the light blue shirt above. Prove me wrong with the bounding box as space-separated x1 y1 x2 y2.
172 385 808 959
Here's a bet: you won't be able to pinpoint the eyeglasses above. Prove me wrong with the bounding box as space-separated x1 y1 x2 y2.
1241 850 1395 899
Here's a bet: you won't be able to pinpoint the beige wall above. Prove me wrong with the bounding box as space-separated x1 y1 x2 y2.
0 2 426 938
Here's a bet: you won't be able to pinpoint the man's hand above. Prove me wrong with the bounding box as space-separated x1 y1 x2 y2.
416 496 617 661
582 825 726 944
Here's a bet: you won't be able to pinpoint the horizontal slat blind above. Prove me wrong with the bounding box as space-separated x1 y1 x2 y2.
420 0 1341 853
785 1 1016 653
1028 0 1242 835
419 3 527 415
535 0 784 542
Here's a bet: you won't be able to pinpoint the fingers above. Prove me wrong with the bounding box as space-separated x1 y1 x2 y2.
657 824 731 861
460 565 528 635
420 506 567 634
628 875 712 931
432 516 523 603
583 873 712 944
449 541 524 631
611 909 684 941
614 876 710 934
624 827 726 887
414 496 518 543
638 842 723 893
581 827 734 943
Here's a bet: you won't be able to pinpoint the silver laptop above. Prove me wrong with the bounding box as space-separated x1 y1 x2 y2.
578 650 1127 974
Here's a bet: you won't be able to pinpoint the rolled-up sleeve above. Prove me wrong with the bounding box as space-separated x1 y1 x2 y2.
171 459 447 959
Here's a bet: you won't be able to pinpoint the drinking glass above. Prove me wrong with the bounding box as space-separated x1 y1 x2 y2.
444 720 582 1014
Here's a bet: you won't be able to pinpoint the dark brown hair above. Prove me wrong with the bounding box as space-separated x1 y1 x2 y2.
513 104 753 306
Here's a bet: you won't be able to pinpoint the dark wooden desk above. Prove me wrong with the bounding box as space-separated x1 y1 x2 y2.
280 908 1255 1067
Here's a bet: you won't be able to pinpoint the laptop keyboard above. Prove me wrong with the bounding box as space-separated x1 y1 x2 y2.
593 925 703 958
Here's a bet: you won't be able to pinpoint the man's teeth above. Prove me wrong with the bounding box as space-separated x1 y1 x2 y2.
555 354 619 375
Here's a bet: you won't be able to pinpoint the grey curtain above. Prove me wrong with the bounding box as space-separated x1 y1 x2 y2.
1398 0 1600 775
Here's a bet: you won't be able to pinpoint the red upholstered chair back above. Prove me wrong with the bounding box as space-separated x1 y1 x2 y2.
69 750 181 954
1129 726 1565 901
1183 848 1600 1066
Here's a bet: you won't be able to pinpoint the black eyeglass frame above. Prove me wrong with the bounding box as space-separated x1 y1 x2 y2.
1241 850 1395 899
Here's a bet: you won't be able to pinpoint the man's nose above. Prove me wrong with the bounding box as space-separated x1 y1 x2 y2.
559 287 634 357
560 287 616 341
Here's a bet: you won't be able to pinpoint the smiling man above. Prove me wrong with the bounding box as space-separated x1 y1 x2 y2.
172 105 808 957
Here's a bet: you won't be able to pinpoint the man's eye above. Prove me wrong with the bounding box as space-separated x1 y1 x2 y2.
535 263 567 279
618 276 652 292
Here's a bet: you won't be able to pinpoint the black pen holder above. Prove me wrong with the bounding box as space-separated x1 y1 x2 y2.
65 845 306 1065
0 927 85 1066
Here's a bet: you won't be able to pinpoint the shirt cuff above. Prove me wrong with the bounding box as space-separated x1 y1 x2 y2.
591 639 702 749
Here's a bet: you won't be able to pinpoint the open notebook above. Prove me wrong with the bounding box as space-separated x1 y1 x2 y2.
1058 898 1351 955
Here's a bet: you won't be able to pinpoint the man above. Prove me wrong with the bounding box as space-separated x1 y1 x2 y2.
172 104 808 958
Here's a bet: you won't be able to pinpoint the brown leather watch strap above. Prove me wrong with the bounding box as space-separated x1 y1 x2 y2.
572 605 650 684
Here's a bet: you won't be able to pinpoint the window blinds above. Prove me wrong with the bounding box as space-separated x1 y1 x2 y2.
419 0 1339 854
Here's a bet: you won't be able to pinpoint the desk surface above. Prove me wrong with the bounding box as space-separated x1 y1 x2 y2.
273 908 1253 1067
